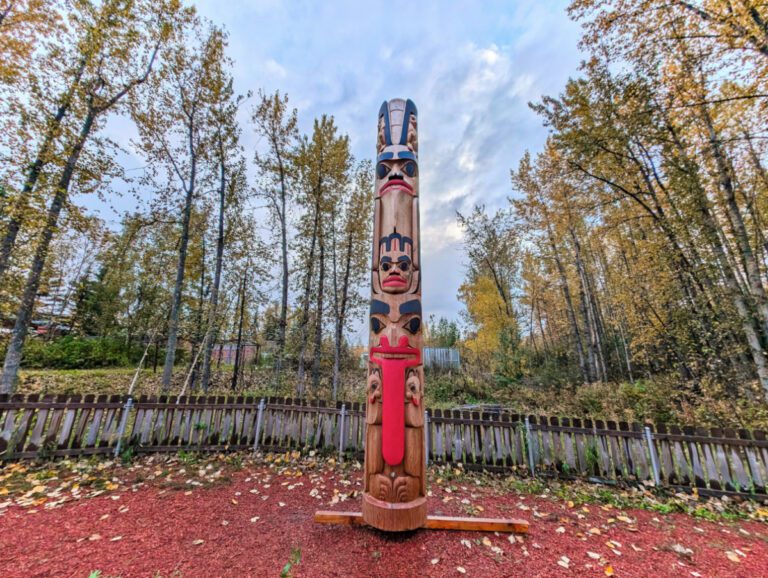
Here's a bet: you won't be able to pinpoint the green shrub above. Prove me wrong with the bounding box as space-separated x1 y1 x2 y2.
20 336 147 369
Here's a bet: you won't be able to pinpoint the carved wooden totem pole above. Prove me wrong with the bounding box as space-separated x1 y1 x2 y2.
314 100 528 537
362 98 426 532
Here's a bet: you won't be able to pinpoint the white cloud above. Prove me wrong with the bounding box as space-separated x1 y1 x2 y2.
93 0 584 331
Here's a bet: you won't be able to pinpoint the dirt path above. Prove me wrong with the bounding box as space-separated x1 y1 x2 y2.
0 456 766 577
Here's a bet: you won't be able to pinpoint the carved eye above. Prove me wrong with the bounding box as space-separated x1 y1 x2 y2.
409 382 417 393
398 261 410 272
371 318 383 333
376 162 391 179
381 262 391 272
403 161 417 178
405 317 421 334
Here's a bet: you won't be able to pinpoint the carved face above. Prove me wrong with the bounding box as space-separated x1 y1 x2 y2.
375 158 418 199
377 229 414 294
369 298 422 354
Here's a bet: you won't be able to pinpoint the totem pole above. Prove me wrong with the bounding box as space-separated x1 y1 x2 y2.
314 100 528 537
362 98 426 532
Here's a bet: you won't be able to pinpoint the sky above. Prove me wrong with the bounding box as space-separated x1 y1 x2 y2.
95 0 585 344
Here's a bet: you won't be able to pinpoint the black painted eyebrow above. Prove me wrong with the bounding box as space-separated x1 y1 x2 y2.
399 300 421 315
371 300 390 315
380 256 392 263
397 255 411 263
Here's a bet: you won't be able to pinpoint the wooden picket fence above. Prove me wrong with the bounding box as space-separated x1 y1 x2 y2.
1 394 767 499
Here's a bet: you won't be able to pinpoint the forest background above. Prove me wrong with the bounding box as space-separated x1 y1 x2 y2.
1 0 767 429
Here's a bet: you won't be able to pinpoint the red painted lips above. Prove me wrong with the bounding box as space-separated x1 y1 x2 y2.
382 274 407 287
379 179 414 196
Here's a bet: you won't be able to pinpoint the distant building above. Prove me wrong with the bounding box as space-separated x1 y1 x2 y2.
212 341 260 365
359 347 460 370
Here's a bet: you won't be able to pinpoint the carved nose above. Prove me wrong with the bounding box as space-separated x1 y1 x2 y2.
384 326 398 345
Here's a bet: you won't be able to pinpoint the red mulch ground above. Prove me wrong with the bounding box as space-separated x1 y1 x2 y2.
1 458 767 578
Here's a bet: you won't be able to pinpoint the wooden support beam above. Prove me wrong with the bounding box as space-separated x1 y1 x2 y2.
314 511 365 527
424 515 528 534
314 511 529 534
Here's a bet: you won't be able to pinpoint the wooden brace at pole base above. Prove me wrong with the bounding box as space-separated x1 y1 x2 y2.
314 511 529 534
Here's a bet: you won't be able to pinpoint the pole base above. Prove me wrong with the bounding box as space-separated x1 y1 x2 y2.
362 493 427 531
315 510 529 534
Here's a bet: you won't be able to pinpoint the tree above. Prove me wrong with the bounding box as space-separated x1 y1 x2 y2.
457 206 521 374
251 90 298 378
1 0 186 392
329 159 372 399
198 33 247 392
292 115 350 395
132 21 226 390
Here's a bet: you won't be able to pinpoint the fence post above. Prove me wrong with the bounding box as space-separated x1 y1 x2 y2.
113 396 134 459
644 425 661 486
424 410 430 466
252 398 266 454
524 416 535 477
338 404 346 459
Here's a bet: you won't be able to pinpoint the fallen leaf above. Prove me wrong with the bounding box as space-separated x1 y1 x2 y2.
482 537 492 547
110 536 122 542
461 539 472 549
556 526 565 534
605 566 614 576
587 552 601 560
558 556 570 569
192 539 204 545
671 544 693 558
457 567 466 574
725 551 740 563
88 534 101 541
431 558 439 565
250 516 260 523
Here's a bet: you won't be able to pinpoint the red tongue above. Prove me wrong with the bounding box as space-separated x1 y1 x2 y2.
381 357 407 465
370 336 420 466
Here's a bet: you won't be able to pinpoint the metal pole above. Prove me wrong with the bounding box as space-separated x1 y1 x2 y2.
113 396 134 459
338 404 346 459
524 416 536 477
424 410 430 466
252 398 266 454
644 425 661 486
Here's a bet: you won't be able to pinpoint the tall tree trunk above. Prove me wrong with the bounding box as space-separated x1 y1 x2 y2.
311 238 325 391
275 156 289 375
231 272 247 391
0 57 88 282
332 226 353 400
201 157 227 392
188 236 206 390
547 228 588 383
161 170 196 389
701 108 768 342
296 196 320 395
0 107 96 392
